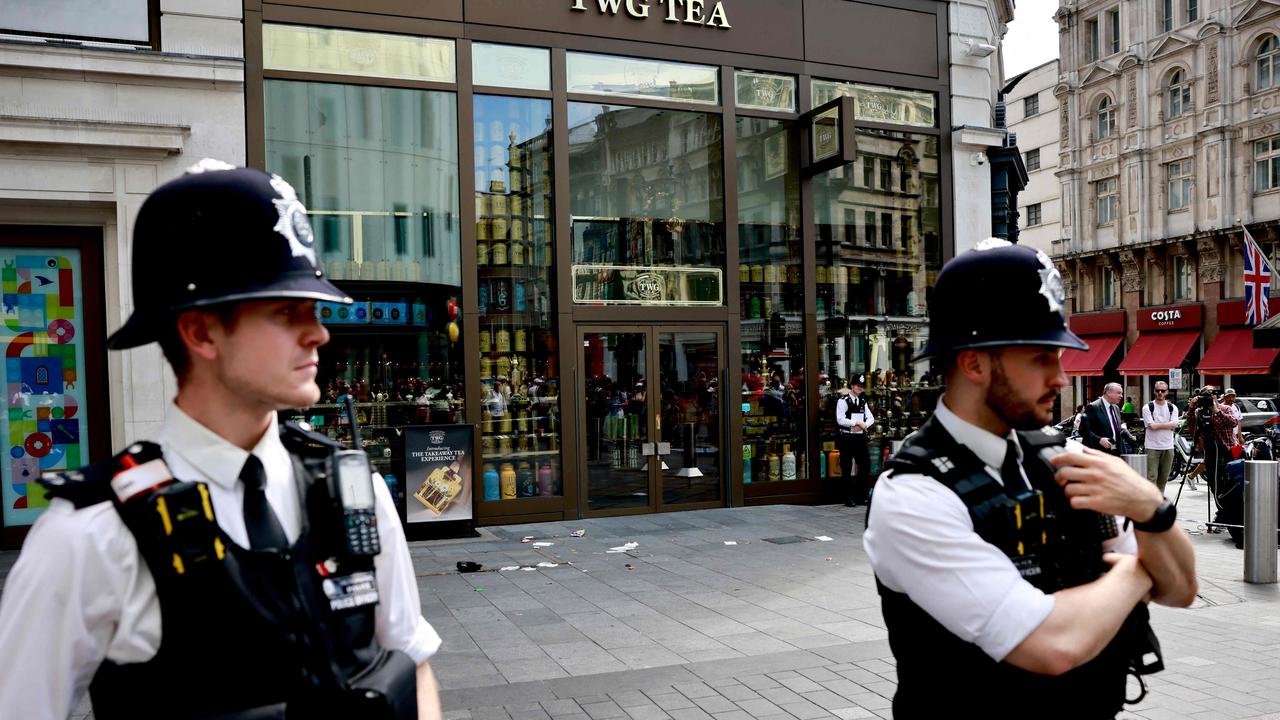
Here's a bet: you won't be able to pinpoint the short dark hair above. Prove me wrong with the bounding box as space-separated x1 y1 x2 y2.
158 305 240 381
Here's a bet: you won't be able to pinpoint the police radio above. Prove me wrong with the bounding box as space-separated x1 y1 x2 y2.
332 396 380 557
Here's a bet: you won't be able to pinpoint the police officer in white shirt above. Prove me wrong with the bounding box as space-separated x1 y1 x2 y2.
836 375 874 506
864 239 1197 718
0 162 442 720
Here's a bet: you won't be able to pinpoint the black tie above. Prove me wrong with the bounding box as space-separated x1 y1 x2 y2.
1109 404 1121 439
240 454 288 550
1000 439 1028 498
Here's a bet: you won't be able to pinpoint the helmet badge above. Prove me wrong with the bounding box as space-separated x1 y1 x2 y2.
1036 250 1066 317
269 174 318 268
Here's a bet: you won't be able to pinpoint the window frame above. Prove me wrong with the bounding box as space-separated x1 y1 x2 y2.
1256 136 1280 193
0 0 159 49
1107 9 1121 56
1096 177 1119 226
1167 69 1191 118
1096 97 1116 139
1026 203 1042 227
1173 255 1193 300
1024 94 1039 118
1162 0 1174 33
1186 0 1198 22
1087 19 1101 62
1258 35 1280 92
1025 147 1041 172
1167 158 1193 211
1101 265 1116 308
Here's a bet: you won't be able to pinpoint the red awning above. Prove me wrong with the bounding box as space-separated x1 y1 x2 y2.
1197 328 1280 375
1117 330 1199 376
1061 334 1123 377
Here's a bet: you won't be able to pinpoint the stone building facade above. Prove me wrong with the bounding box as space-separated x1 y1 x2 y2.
1052 0 1280 411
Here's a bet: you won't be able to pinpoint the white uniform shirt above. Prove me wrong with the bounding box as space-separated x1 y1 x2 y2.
1141 401 1179 451
864 400 1136 662
836 393 875 433
0 406 441 720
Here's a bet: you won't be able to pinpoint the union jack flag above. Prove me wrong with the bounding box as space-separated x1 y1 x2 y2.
1244 223 1273 325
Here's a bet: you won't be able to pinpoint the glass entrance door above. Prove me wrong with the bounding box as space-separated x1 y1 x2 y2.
579 326 725 516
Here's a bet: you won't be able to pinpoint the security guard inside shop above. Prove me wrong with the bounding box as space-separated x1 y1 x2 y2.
835 375 873 506
863 240 1197 718
0 161 442 720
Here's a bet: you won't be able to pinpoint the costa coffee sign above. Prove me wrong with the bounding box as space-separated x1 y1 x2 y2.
1137 304 1202 331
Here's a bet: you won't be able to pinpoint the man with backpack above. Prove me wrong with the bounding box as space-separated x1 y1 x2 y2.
1141 381 1180 494
836 375 874 506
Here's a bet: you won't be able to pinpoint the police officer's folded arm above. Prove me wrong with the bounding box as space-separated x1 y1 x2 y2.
1049 451 1198 608
1002 552 1153 676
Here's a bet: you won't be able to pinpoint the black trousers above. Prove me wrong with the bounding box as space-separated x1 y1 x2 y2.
838 432 871 503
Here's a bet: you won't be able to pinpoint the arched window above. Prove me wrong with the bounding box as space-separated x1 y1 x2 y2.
1096 96 1116 139
1167 69 1191 118
1258 34 1280 91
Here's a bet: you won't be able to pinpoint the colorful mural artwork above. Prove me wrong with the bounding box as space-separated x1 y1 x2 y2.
0 250 88 529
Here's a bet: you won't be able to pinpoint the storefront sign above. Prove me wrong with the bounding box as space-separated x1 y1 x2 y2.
572 264 723 305
1137 304 1202 331
404 424 474 524
570 0 731 28
465 0 803 59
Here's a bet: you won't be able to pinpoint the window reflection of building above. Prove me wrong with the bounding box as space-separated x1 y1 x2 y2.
568 103 726 305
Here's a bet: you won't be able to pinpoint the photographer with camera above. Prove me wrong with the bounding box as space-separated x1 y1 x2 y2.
864 241 1196 718
1189 386 1239 524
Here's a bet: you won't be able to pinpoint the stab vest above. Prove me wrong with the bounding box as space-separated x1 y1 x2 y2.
873 417 1157 719
39 423 412 720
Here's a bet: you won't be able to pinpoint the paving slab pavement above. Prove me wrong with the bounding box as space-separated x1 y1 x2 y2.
416 485 1280 720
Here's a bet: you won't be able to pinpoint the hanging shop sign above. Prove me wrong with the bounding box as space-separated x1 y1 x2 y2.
404 424 475 525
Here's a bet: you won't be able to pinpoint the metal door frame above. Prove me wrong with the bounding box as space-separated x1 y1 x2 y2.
576 323 727 518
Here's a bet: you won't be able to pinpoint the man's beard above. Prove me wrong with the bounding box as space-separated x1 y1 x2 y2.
986 355 1057 431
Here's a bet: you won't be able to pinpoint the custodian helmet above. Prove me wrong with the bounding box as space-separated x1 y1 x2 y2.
914 239 1087 360
107 160 351 350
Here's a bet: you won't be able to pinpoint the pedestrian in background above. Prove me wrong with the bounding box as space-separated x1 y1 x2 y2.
1083 382 1125 455
1142 381 1180 494
1222 388 1243 445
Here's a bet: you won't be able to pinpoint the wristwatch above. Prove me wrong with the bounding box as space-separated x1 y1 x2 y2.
1131 498 1177 533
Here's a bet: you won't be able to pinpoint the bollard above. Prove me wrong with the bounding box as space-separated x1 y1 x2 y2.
1244 460 1278 584
1122 453 1148 479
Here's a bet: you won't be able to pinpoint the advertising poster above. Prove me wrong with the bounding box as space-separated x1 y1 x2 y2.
404 424 474 524
0 249 90 529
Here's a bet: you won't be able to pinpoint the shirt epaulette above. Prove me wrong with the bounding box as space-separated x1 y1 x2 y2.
38 458 116 509
279 420 347 457
38 442 167 509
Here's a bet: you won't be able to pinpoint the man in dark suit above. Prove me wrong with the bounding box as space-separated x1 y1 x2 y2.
1083 382 1125 455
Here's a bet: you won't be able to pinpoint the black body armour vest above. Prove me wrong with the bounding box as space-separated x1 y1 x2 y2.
873 418 1160 720
39 423 416 720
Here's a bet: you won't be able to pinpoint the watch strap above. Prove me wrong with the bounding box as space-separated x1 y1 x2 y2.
1131 498 1177 533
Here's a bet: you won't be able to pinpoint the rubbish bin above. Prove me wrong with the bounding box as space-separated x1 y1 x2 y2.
1122 454 1148 479
1244 460 1278 584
